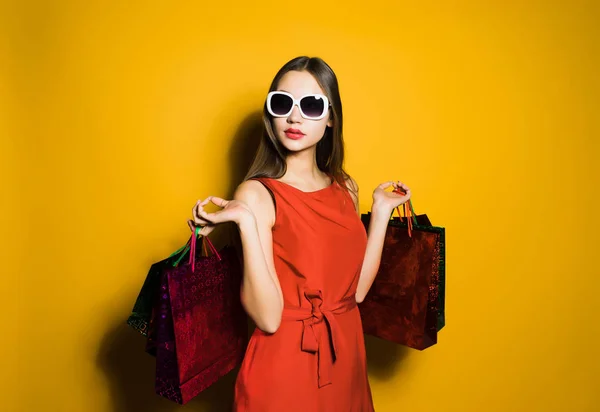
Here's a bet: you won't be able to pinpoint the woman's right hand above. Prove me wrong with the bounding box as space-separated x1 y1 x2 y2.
187 196 254 236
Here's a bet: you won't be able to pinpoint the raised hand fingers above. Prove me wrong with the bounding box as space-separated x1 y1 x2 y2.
392 181 410 193
193 197 214 225
208 196 229 208
191 195 233 228
195 196 228 223
378 181 396 190
188 219 215 236
192 197 210 215
390 181 411 206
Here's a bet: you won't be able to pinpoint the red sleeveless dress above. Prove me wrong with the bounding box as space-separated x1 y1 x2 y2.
233 177 375 412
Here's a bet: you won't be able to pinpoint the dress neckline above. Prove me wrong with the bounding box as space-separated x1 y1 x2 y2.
270 176 335 194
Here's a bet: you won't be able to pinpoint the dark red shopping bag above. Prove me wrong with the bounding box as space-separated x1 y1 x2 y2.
154 227 248 404
359 193 445 350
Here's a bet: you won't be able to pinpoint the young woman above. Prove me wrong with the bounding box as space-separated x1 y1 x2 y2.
188 56 411 411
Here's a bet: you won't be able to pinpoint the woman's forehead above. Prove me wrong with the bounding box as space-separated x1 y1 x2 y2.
276 71 325 97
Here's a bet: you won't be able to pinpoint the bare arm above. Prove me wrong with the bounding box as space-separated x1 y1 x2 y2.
355 209 390 303
344 177 391 303
234 180 284 333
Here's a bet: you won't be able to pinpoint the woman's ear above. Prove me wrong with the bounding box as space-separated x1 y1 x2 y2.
327 115 333 128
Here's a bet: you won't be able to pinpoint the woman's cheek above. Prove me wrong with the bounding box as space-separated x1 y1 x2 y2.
310 123 329 141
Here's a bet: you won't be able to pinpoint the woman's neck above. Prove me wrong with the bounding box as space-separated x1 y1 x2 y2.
283 150 328 184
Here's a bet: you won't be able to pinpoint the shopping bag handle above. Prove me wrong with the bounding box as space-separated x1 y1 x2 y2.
189 226 221 272
391 188 417 238
169 226 221 272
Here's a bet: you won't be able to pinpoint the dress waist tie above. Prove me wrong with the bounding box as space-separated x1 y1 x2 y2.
281 289 357 388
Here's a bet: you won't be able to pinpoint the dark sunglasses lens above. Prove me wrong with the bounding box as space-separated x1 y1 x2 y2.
270 93 293 115
300 96 325 118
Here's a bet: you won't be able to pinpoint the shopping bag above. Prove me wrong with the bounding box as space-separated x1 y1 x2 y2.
127 241 192 356
358 195 445 350
127 243 189 338
154 227 248 404
390 198 446 331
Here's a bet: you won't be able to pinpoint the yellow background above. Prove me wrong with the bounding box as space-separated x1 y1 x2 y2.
2 0 599 411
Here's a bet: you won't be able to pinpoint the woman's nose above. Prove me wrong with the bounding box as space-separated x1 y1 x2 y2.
287 104 302 122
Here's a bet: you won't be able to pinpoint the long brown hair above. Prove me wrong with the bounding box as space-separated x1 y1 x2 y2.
243 56 357 201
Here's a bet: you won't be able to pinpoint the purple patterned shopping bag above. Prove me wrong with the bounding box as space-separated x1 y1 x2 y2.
154 227 247 404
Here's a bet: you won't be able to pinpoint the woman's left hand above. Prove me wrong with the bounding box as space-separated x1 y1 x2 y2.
372 180 411 215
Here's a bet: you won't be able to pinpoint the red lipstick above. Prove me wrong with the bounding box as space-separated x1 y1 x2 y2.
284 128 305 140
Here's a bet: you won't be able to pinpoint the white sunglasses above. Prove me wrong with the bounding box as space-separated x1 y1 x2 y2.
266 91 331 120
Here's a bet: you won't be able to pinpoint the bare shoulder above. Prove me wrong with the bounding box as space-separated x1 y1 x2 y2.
344 175 359 192
233 179 276 227
343 175 359 213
